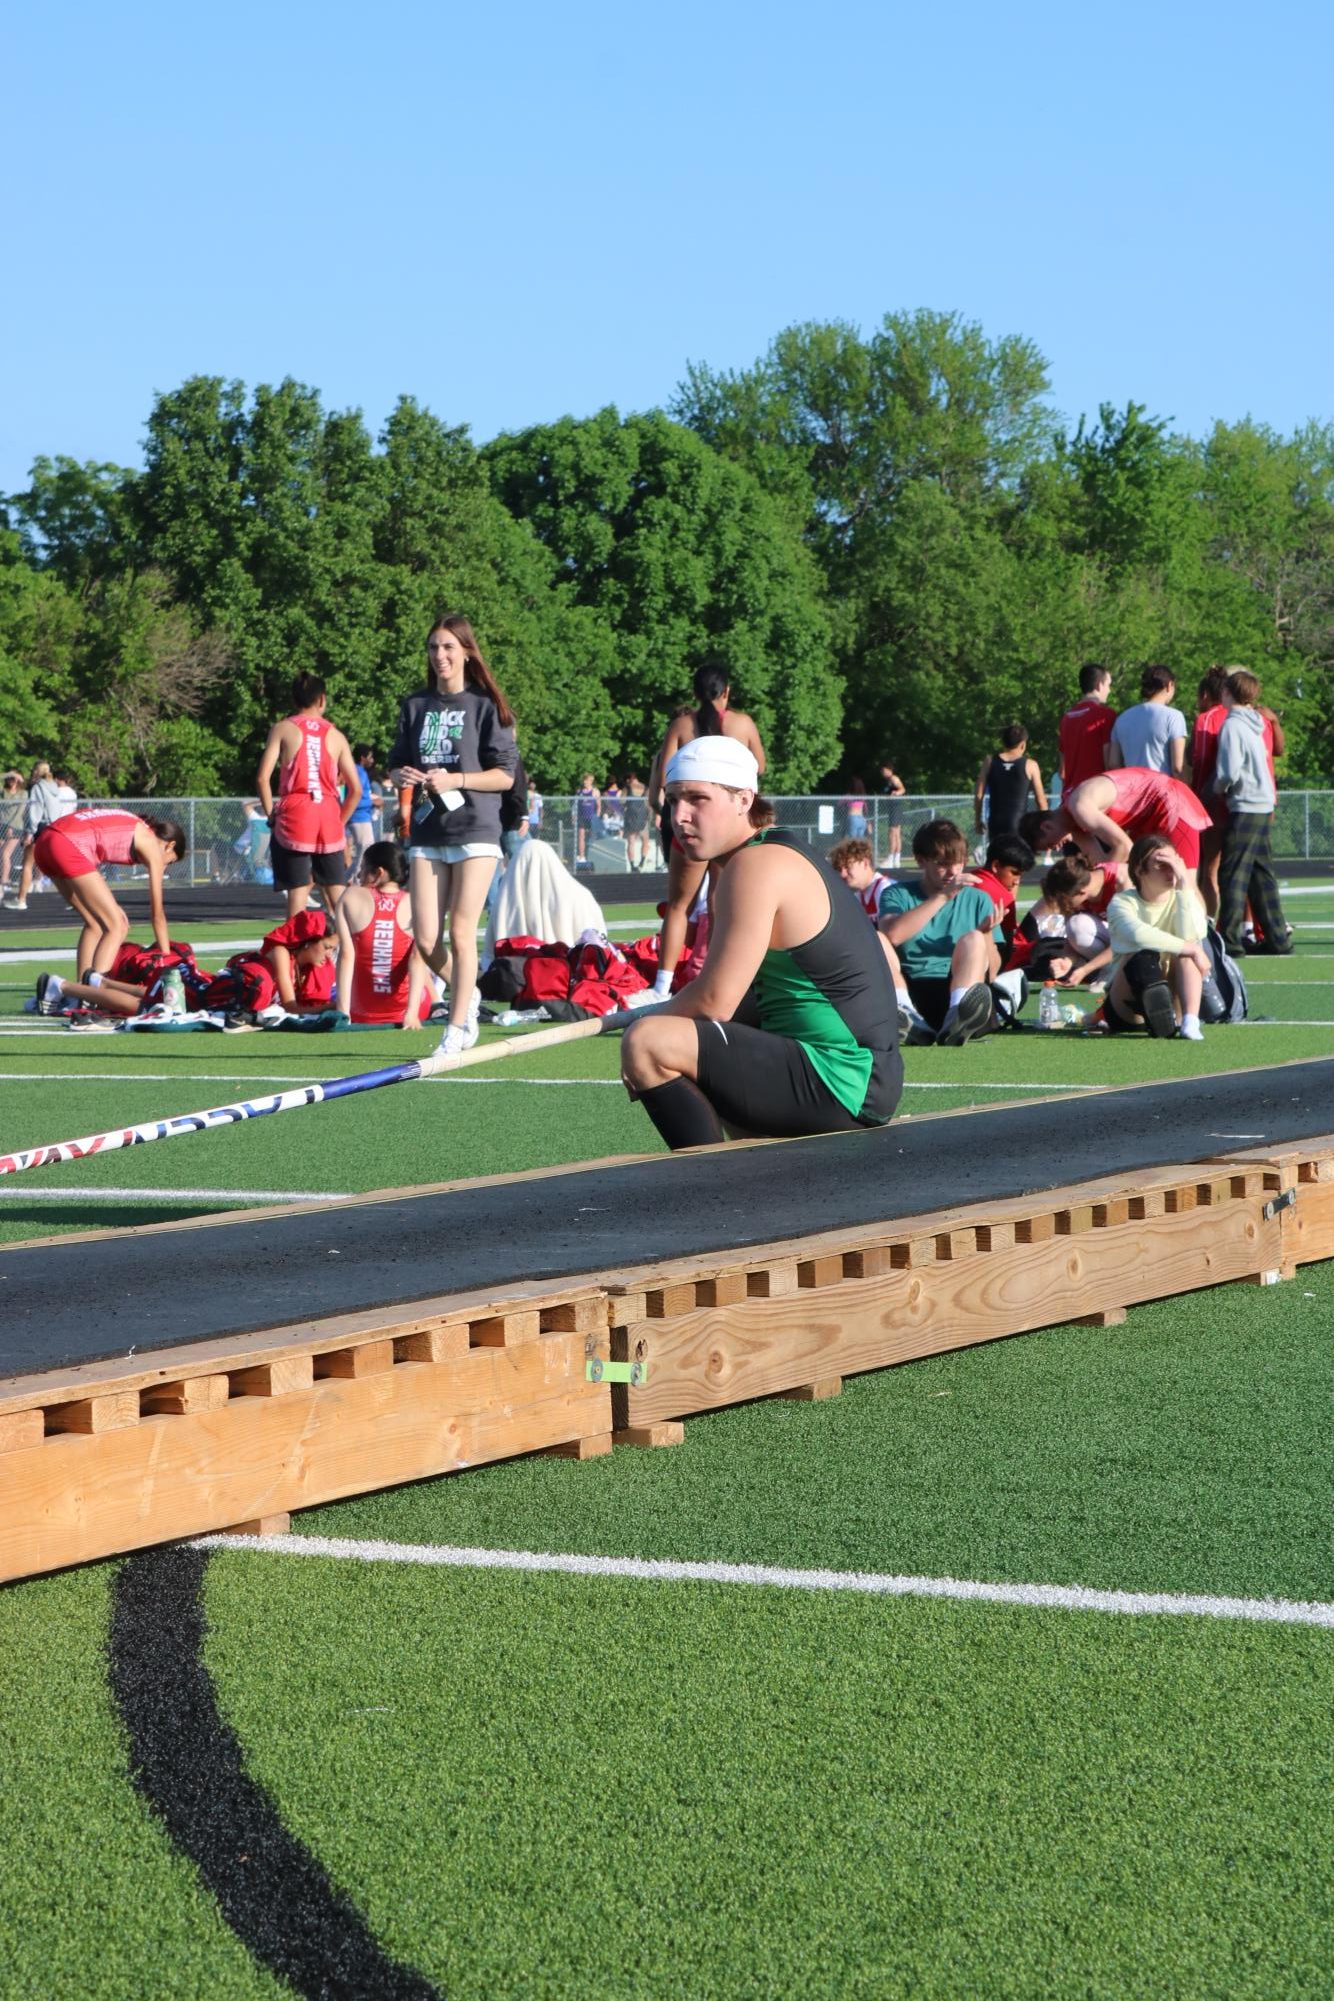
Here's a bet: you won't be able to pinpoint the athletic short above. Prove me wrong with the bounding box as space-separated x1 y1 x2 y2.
269 833 348 890
32 827 99 879
623 802 650 834
884 801 903 829
408 843 502 864
1166 823 1201 871
694 1017 882 1138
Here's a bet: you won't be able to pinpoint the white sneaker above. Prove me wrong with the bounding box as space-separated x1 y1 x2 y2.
437 1020 479 1057
2 898 28 911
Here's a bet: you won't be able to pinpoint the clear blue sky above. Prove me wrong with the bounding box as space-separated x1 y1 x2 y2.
5 0 1331 494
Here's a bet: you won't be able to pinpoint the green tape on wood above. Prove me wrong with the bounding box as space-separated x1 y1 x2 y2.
585 1359 648 1386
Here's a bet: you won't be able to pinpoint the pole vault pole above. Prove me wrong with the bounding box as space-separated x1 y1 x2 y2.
0 1009 653 1179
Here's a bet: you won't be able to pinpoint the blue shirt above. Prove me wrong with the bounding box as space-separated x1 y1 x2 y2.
349 765 375 824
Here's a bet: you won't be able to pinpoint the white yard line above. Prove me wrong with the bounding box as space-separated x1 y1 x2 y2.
195 1533 1334 1629
0 1186 353 1204
0 937 258 967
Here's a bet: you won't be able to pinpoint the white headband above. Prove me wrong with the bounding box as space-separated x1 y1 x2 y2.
665 737 759 792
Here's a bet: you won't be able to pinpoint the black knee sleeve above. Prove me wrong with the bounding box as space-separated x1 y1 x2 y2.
634 1077 726 1151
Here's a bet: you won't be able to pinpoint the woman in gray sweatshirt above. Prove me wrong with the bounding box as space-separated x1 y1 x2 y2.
389 616 518 1052
1214 670 1289 955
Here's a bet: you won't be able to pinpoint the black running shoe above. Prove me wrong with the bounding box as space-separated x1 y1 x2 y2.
938 983 994 1047
1139 980 1178 1038
35 971 62 1015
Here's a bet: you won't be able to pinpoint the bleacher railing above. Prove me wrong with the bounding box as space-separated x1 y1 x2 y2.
55 791 1334 884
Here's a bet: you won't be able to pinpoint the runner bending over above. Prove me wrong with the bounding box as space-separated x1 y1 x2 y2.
33 808 185 979
389 615 517 1055
335 841 430 1028
621 739 900 1150
1025 767 1211 884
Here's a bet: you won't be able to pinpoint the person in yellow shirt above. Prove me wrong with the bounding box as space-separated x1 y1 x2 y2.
1098 834 1210 1041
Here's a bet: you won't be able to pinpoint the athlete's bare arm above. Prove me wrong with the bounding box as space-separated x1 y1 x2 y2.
974 757 990 831
727 712 767 776
653 845 817 1024
1104 735 1124 770
133 825 174 957
402 933 430 1029
255 721 296 819
267 943 298 1009
1028 759 1048 812
1169 734 1186 777
334 890 368 1016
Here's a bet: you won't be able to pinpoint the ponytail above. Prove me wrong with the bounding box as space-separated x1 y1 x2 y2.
145 816 187 861
692 662 729 738
364 839 408 887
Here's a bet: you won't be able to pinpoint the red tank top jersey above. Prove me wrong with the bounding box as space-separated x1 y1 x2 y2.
1189 704 1226 801
49 810 141 867
273 716 344 853
1059 700 1117 793
1104 767 1212 839
349 891 423 1024
1089 862 1121 916
857 872 892 921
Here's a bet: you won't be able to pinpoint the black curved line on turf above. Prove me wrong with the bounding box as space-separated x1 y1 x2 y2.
108 1544 442 2001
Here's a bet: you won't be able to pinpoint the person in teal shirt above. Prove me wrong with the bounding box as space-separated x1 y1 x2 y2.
877 818 997 1046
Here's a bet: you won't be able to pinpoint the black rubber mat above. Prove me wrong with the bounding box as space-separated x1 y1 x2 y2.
2 1059 1331 1383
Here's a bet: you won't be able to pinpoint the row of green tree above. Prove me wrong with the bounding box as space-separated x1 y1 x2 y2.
3 310 1332 794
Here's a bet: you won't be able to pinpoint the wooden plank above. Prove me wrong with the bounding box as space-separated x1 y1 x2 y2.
0 1409 44 1454
798 1254 845 1289
314 1340 395 1380
141 1375 230 1417
541 1433 613 1460
470 1310 542 1348
45 1392 139 1436
748 1260 798 1297
1 1334 611 1583
218 1514 291 1538
696 1273 748 1308
612 1422 684 1449
1071 1308 1127 1328
538 1297 605 1335
618 1191 1277 1426
842 1246 898 1279
230 1357 315 1398
0 1277 609 1417
393 1325 470 1365
646 1282 699 1319
777 1377 843 1401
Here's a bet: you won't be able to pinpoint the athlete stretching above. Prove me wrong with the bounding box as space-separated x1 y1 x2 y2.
621 739 901 1150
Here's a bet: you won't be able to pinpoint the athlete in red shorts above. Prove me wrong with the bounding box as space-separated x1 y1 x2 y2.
32 808 186 978
256 671 360 921
1028 768 1212 881
335 842 430 1027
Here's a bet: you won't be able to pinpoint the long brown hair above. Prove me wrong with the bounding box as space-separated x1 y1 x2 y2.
427 615 515 727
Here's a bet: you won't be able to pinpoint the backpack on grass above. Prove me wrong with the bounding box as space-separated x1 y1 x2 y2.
1200 922 1248 1024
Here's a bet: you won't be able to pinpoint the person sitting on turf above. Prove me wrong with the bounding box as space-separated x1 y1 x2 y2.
335 841 431 1028
877 818 996 1047
34 941 207 1020
620 737 900 1150
1093 834 1210 1041
828 837 893 923
197 911 338 1021
964 833 1033 972
1019 855 1124 987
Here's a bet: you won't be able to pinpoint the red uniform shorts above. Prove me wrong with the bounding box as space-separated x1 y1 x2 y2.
33 827 98 879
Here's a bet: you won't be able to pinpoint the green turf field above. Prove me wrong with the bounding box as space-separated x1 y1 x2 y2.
1 889 1331 1997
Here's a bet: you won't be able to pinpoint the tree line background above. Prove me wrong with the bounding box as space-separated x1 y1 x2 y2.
3 310 1331 796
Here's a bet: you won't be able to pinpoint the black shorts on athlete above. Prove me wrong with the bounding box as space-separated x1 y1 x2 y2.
694 1017 897 1139
269 833 348 891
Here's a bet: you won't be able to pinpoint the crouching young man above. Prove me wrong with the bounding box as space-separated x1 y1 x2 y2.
877 819 998 1046
621 740 901 1151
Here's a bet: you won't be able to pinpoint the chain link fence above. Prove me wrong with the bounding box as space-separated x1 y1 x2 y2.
57 791 1334 885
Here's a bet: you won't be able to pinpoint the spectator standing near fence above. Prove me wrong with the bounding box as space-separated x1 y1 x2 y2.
0 772 24 895
1058 664 1116 795
1214 670 1291 956
623 775 651 870
974 726 1046 842
1187 667 1231 916
1107 665 1187 775
877 761 906 865
3 760 64 911
844 779 869 840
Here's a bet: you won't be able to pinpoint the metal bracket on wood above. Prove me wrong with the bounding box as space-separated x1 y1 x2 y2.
1263 1189 1297 1221
586 1359 648 1386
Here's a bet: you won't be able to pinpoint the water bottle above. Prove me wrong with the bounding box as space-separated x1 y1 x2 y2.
1038 982 1061 1031
159 967 187 1015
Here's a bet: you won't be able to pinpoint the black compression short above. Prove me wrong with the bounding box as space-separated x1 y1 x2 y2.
269 834 349 891
693 1017 885 1139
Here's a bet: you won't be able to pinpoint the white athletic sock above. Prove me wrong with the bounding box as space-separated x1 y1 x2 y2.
1181 1012 1200 1033
652 969 673 997
53 973 69 993
894 986 912 1010
949 985 971 1008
